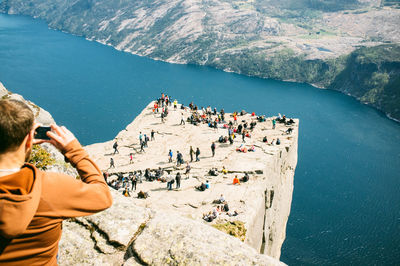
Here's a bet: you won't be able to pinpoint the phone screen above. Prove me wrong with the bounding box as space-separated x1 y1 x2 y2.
35 126 51 140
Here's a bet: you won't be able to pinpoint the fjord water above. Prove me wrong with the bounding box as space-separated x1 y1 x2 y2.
1 14 399 265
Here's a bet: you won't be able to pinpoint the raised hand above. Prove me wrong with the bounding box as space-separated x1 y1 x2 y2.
46 124 77 152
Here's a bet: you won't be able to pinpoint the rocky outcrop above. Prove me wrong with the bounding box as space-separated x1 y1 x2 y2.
0 81 53 125
81 101 298 264
1 82 297 264
59 190 285 265
0 82 75 174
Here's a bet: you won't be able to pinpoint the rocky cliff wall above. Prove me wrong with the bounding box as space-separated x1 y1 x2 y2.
239 123 298 257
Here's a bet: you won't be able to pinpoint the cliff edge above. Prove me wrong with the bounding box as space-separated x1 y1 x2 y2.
78 100 298 264
1 82 298 265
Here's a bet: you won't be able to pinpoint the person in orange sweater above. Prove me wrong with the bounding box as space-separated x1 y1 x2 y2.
0 99 112 265
233 175 240 185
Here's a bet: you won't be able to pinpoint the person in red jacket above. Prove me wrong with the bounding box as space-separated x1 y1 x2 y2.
0 99 112 265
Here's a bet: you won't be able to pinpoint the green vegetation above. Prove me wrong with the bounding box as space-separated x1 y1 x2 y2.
212 221 247 241
29 145 56 170
210 44 400 119
329 44 400 119
212 47 347 87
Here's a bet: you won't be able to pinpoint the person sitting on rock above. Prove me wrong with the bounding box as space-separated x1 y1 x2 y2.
240 173 249 183
276 138 281 145
123 187 130 197
233 176 240 185
212 207 219 218
285 127 293 135
222 166 228 175
223 202 229 212
227 211 238 217
203 212 214 222
196 182 207 191
208 168 218 176
263 136 268 143
137 190 149 199
218 194 225 204
286 118 294 125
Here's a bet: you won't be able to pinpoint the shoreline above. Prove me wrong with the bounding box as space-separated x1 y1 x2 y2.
1 12 397 124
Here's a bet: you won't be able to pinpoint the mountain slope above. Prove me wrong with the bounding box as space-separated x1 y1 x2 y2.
1 0 399 119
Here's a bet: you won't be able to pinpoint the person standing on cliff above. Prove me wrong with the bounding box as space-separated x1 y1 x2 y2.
168 149 173 163
143 134 148 147
110 157 115 168
211 142 216 157
175 172 181 189
185 163 191 178
139 132 143 146
180 112 185 125
113 141 119 155
0 99 112 265
161 112 165 123
189 146 194 162
151 129 155 141
131 173 137 191
195 147 201 162
140 141 145 152
272 118 276 129
176 151 182 166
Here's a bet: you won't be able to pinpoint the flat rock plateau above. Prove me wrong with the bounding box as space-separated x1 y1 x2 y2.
1 82 298 265
79 100 298 265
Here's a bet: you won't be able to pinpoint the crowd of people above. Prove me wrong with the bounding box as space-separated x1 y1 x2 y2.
104 93 295 224
203 194 238 222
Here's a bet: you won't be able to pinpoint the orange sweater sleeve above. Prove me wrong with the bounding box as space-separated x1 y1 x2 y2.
37 139 112 218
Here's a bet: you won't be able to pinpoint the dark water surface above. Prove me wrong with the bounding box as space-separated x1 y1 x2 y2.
1 14 399 265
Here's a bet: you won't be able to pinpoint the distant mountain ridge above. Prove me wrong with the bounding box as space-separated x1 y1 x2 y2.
1 0 399 120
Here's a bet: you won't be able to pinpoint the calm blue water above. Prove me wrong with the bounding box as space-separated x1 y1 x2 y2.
1 14 399 265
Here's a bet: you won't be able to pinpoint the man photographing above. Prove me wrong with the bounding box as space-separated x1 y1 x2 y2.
0 99 112 265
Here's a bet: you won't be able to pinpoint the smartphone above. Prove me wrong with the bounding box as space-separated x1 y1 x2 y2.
35 126 51 140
